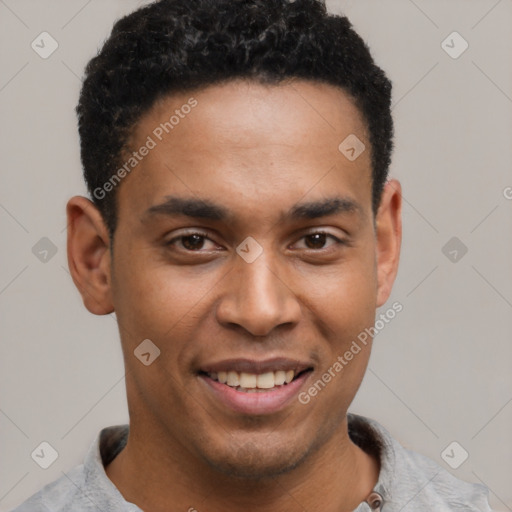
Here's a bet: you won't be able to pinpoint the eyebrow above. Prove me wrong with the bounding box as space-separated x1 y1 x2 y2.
142 195 363 223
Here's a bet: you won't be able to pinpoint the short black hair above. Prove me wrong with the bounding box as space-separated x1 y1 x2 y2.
77 0 393 238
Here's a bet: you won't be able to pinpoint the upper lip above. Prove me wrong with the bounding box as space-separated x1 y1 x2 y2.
199 357 313 375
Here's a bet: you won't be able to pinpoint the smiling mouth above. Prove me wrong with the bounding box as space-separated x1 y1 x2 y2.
199 368 312 393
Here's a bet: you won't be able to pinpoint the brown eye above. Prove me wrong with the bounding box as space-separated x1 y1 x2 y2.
181 234 206 251
294 231 344 251
304 233 328 249
166 231 218 252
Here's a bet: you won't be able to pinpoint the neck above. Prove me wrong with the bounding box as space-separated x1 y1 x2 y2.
105 417 380 512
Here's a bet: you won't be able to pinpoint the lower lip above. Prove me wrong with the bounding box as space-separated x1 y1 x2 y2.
199 372 312 415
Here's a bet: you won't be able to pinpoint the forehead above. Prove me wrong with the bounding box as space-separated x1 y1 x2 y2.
117 79 372 225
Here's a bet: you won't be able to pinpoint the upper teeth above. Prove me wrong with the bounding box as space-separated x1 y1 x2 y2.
209 370 295 389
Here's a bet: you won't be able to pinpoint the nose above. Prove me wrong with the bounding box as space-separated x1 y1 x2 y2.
215 251 302 337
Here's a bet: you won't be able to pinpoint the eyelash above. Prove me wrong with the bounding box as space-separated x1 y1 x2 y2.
165 230 346 253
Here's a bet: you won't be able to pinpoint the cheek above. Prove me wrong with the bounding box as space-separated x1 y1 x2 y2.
303 264 376 406
304 251 377 330
112 255 220 349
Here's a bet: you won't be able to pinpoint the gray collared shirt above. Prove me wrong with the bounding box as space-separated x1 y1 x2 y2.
11 413 493 511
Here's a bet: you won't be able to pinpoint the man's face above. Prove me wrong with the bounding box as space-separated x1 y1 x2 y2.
86 80 400 478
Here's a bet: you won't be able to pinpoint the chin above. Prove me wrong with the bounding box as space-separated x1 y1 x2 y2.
198 435 319 481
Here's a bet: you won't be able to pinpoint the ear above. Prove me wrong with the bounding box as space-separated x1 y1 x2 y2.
375 179 402 307
66 196 114 315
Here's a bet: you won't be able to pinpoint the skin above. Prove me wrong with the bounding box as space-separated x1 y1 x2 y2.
67 79 402 512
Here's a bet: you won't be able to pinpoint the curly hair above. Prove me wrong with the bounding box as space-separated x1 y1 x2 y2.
76 0 393 237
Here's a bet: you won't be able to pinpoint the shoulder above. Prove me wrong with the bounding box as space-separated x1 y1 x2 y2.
10 425 134 512
348 413 493 511
390 441 492 511
9 464 87 512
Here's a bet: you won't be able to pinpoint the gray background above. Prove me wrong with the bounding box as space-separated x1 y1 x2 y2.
1 0 511 510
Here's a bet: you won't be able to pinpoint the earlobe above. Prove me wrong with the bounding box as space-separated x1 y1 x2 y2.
66 196 114 315
375 179 402 307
